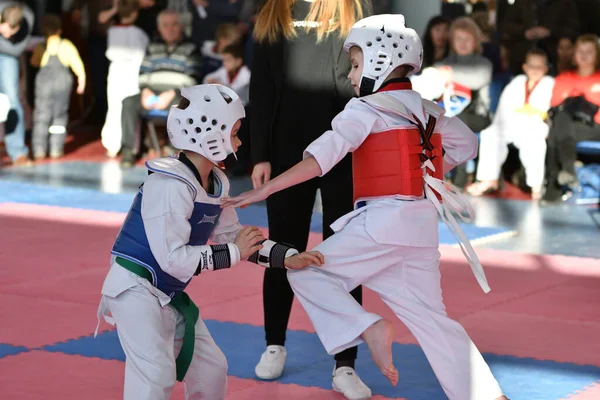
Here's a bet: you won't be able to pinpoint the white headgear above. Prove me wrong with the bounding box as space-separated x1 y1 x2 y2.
167 84 245 163
343 14 423 96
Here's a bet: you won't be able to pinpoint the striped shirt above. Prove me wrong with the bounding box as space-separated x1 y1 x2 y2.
138 38 202 94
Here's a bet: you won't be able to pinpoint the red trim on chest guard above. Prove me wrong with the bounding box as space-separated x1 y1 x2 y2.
377 81 413 93
352 122 443 202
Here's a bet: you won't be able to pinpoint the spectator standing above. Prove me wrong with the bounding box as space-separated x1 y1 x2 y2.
249 1 373 399
30 14 86 160
0 1 34 166
101 0 149 158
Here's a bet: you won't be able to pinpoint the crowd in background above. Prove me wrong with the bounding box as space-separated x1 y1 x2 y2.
1 0 600 204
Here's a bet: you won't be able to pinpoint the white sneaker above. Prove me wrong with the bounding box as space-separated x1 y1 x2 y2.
332 366 372 400
255 345 287 380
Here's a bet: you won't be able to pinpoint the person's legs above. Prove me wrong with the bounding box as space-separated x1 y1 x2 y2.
31 73 53 158
105 286 178 400
319 156 362 366
515 122 548 198
0 53 28 161
255 166 318 380
48 74 74 158
121 94 142 165
469 125 507 195
366 247 505 399
178 315 228 400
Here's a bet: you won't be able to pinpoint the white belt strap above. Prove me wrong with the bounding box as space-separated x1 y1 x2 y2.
423 163 491 293
94 296 116 338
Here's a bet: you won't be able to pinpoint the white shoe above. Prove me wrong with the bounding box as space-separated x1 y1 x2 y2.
255 345 287 380
332 366 372 400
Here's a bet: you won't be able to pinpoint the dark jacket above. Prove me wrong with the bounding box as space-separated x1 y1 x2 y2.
0 1 34 57
501 0 579 74
249 0 360 168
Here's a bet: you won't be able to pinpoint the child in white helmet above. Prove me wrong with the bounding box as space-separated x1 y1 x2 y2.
223 15 508 400
94 84 323 400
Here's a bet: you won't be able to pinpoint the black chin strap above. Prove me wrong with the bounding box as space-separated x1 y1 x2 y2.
360 77 375 97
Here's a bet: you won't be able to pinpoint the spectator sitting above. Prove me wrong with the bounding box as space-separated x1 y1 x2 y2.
201 22 242 78
203 44 250 105
467 49 555 200
101 0 149 158
501 0 578 75
421 15 450 69
30 14 86 160
543 34 600 202
556 36 574 75
0 2 34 166
120 9 201 168
435 16 493 188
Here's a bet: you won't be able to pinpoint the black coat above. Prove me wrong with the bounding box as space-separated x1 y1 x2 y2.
249 1 360 168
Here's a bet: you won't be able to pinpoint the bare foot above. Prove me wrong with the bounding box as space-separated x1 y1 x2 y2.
361 319 398 386
466 180 499 197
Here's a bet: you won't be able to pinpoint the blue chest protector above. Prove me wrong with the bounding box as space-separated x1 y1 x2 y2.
111 158 225 298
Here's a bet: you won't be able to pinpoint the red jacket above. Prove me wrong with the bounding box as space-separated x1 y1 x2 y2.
551 70 600 124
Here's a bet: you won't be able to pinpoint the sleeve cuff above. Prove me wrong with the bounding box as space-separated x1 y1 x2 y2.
303 147 329 177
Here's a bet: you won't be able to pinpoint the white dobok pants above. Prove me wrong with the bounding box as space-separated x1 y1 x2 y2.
100 283 228 400
287 212 504 400
476 119 548 188
101 64 140 156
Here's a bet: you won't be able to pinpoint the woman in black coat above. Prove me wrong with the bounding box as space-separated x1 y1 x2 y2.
249 0 372 398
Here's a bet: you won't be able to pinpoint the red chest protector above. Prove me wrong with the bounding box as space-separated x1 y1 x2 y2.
352 94 444 203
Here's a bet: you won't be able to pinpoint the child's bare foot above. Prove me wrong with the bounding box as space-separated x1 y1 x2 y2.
361 319 398 386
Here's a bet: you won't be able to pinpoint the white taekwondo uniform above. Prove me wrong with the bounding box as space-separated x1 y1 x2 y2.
96 155 296 400
286 83 505 400
476 74 555 188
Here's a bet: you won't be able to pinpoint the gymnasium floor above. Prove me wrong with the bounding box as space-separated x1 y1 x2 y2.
1 137 599 400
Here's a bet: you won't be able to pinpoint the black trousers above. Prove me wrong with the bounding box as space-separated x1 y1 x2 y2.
121 93 181 154
544 110 600 200
263 155 361 361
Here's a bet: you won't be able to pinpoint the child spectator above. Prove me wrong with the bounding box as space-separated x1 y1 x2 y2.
468 48 555 200
101 0 149 158
30 14 86 160
201 22 242 78
203 44 250 105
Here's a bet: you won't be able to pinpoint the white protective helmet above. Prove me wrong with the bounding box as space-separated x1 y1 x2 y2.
343 14 423 96
167 84 245 163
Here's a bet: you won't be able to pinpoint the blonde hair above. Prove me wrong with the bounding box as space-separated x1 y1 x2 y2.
575 33 600 70
254 0 364 44
449 16 483 55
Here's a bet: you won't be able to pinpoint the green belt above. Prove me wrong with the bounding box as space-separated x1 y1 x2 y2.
116 257 199 382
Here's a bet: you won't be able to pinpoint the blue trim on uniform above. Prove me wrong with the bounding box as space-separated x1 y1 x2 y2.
145 162 198 199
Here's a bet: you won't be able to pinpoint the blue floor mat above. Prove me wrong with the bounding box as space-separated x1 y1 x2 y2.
33 321 600 400
0 180 515 245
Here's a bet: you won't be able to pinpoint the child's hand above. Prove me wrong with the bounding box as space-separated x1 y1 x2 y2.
234 226 265 259
284 251 324 270
221 185 270 208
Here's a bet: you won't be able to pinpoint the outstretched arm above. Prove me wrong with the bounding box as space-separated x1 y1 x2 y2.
221 156 322 208
223 100 380 209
